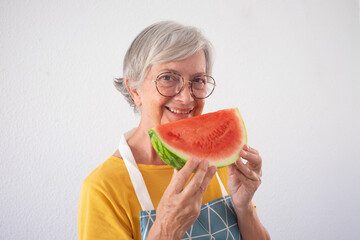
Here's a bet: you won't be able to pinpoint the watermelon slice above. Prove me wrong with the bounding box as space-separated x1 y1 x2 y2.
148 108 247 169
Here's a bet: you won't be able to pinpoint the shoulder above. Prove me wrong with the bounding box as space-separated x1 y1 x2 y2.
78 156 138 239
81 156 131 194
79 156 139 217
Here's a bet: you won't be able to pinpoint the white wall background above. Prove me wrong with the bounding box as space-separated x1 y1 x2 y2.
1 0 359 239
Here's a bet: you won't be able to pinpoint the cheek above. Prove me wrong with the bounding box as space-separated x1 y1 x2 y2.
145 95 168 118
194 100 205 115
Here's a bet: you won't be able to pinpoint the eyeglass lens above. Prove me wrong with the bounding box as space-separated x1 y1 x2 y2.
156 72 215 98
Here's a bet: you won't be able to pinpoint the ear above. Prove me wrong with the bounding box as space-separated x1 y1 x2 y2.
125 77 142 107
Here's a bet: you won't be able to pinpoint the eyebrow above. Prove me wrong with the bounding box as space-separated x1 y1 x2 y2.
159 68 206 77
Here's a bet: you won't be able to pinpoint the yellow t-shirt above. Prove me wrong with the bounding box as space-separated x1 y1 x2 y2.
78 156 229 240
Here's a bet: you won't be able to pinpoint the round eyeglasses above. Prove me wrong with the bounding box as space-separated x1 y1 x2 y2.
152 71 216 99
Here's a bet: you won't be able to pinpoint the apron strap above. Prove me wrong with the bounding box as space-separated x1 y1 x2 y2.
119 132 155 211
119 130 228 211
216 172 228 197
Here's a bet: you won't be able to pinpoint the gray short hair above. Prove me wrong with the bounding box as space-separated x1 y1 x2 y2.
114 21 214 112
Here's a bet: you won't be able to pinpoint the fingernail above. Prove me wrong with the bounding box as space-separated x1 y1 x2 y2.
211 166 217 175
241 150 247 156
244 144 250 151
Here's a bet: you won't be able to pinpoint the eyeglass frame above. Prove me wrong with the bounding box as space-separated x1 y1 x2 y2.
152 71 216 99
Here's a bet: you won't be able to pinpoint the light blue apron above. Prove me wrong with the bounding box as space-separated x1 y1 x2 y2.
120 131 241 240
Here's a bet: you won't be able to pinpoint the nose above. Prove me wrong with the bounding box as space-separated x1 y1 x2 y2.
174 81 194 103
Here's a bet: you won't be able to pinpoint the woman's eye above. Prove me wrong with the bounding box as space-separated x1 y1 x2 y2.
162 75 173 81
193 77 205 84
160 74 176 81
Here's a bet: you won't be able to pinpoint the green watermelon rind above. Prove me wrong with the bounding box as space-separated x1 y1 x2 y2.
148 108 248 170
148 129 188 170
236 108 248 144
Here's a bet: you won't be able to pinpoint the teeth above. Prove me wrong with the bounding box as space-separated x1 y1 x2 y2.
168 107 192 114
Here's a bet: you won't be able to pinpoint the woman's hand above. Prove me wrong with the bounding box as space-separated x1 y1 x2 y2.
147 158 217 240
228 144 262 210
227 145 270 239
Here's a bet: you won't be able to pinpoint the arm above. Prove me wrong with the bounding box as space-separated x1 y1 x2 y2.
235 203 270 240
228 144 271 240
78 179 133 240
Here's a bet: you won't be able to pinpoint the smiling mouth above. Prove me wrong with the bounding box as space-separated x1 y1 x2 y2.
166 106 193 114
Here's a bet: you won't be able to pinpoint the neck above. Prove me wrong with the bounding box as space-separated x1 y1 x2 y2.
127 124 165 165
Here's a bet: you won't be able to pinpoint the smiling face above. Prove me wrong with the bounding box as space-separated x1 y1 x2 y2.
128 50 207 129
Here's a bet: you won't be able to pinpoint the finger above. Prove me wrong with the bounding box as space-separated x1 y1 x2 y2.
232 166 248 183
182 160 212 196
228 163 241 179
197 166 217 195
234 159 261 181
232 167 259 199
232 163 262 191
240 150 262 171
243 144 259 154
170 158 200 193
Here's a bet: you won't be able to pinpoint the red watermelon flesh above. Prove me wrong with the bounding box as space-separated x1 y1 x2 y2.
148 108 247 169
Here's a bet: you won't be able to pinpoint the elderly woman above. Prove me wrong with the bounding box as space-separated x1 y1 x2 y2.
78 21 270 240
